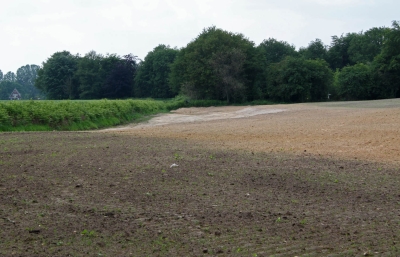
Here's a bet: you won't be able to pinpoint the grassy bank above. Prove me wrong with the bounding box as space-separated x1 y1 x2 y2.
0 97 276 132
0 99 169 131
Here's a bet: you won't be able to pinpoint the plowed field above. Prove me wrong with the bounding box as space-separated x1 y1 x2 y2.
1 99 400 256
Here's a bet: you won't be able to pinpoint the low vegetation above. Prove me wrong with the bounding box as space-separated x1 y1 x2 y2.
0 99 174 131
0 98 275 132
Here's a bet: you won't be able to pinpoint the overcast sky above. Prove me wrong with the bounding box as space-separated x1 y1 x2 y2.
0 0 398 74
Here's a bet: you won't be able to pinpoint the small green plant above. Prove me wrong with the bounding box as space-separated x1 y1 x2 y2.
207 172 214 177
209 154 214 159
174 153 182 160
300 219 307 225
81 229 96 237
276 217 282 223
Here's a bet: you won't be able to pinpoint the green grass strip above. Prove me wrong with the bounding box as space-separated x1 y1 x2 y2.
0 97 277 132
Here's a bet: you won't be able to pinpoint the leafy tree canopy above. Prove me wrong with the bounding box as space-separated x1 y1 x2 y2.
134 44 178 98
76 50 105 99
16 64 42 99
102 54 139 99
299 38 328 60
373 20 400 97
35 51 79 99
348 27 390 64
336 63 373 100
170 26 259 102
267 57 333 102
327 33 357 70
258 38 297 65
3 71 17 82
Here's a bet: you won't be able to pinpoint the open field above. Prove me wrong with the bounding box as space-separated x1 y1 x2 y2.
1 99 400 256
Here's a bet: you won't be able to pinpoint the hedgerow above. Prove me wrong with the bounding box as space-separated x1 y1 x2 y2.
0 99 180 131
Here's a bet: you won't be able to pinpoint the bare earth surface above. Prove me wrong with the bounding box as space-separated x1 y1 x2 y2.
1 99 400 256
105 99 400 165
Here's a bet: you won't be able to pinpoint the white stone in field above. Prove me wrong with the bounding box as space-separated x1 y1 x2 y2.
170 163 179 168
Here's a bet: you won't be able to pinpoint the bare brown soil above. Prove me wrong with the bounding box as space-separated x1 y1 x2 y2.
1 99 400 256
108 99 400 165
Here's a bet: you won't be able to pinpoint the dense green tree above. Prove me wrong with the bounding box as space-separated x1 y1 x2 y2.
254 38 298 100
170 26 259 102
373 21 400 98
258 38 297 65
267 57 333 102
134 45 178 98
0 70 3 80
327 33 357 70
336 63 373 100
102 54 139 99
76 51 104 99
16 65 39 87
35 51 79 99
16 64 42 99
3 71 17 82
299 38 328 60
348 27 390 64
209 48 246 102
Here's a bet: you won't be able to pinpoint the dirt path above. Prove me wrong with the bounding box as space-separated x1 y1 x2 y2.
102 99 400 165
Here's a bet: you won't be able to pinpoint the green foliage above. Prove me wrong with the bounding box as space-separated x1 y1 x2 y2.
299 38 328 60
102 54 139 99
35 51 138 100
35 51 79 100
16 64 43 99
134 44 178 98
258 38 298 65
0 65 43 100
3 71 17 82
327 33 357 70
81 229 96 237
209 48 246 103
267 57 333 102
0 96 276 131
169 26 260 102
0 99 167 131
76 51 105 99
0 81 27 100
373 20 400 98
348 27 390 64
336 63 373 100
8 22 400 104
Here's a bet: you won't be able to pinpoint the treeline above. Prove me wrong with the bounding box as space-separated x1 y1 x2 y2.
35 21 400 102
0 65 44 100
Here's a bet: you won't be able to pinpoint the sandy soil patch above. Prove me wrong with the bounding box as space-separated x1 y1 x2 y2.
102 99 400 164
